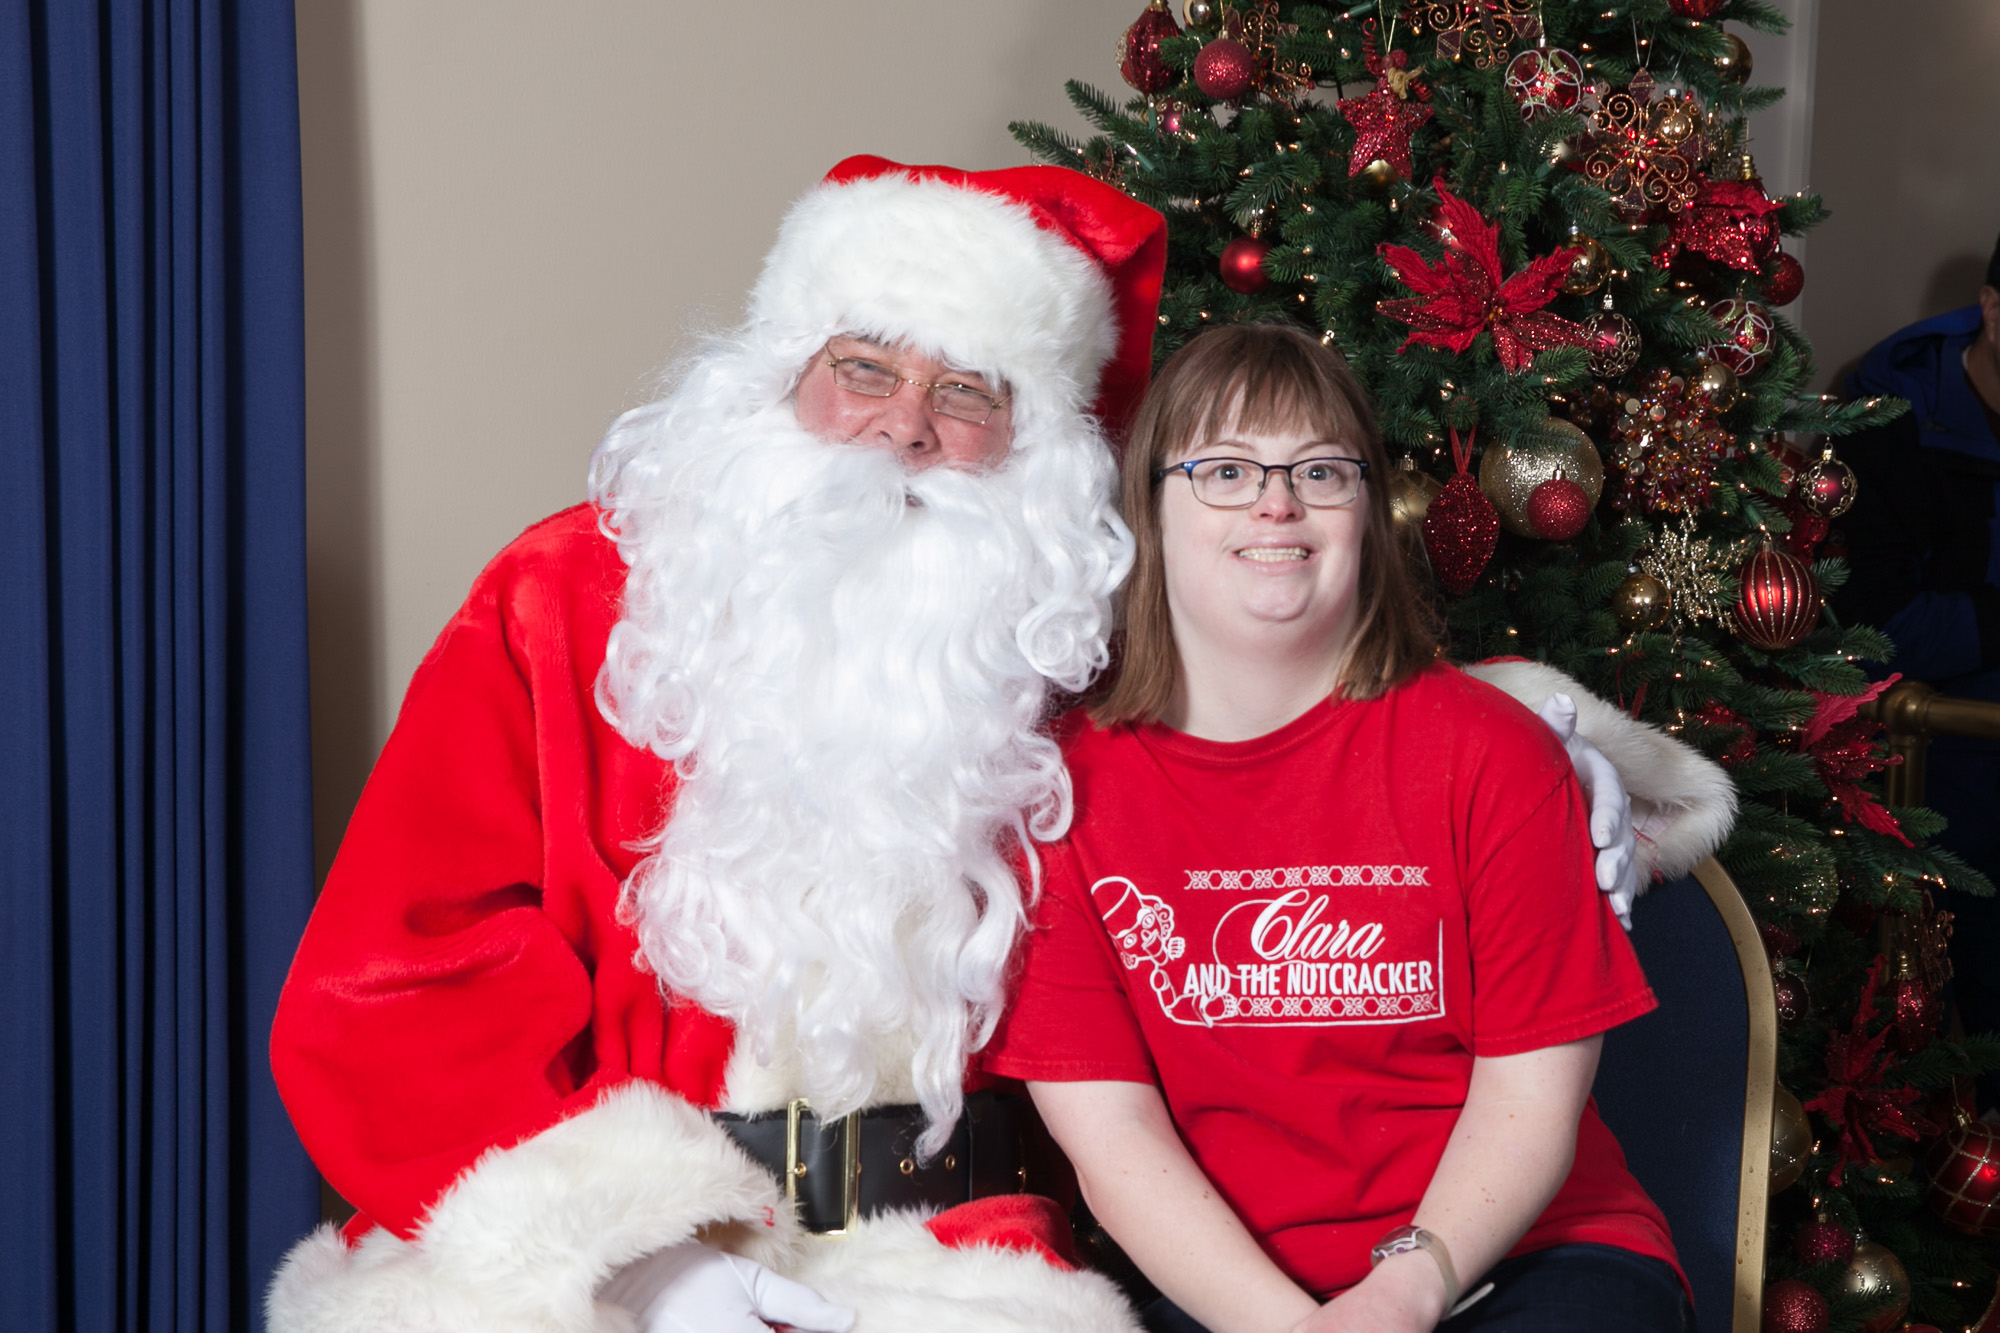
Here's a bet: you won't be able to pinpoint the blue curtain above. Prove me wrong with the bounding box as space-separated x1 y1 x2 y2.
0 2 320 1331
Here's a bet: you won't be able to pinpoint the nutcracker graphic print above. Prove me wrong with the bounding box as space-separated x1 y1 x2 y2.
1092 866 1445 1027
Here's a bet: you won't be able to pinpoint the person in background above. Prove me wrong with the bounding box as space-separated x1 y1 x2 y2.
1833 232 2000 1116
986 325 1701 1333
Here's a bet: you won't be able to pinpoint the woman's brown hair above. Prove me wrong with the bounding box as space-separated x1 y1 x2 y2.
1091 323 1442 726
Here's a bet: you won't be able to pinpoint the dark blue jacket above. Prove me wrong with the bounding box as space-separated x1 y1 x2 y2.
1834 304 2000 869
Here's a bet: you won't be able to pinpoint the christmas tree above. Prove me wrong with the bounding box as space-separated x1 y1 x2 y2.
1016 0 2000 1326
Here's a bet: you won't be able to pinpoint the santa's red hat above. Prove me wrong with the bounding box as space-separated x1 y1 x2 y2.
747 155 1167 439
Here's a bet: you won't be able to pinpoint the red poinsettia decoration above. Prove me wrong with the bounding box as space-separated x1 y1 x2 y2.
1805 958 1939 1183
1377 182 1587 373
1691 701 1758 768
1655 178 1784 273
1801 674 1911 845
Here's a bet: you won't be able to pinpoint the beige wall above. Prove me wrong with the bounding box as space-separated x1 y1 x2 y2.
296 0 1136 877
297 2 2000 879
1802 0 2000 388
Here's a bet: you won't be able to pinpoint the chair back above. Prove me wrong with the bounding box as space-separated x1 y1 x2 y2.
1594 859 1775 1333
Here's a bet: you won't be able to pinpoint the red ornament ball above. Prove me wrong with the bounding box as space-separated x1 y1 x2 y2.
1422 474 1500 595
1762 1280 1829 1333
1926 1115 2000 1236
1193 36 1257 100
1218 236 1273 294
1704 297 1777 377
1669 0 1725 16
1733 546 1820 650
1527 474 1592 540
1798 450 1857 518
1791 1219 1855 1268
1584 309 1642 378
1120 0 1183 94
1772 969 1809 1030
1764 251 1805 306
1504 46 1584 119
1761 921 1801 963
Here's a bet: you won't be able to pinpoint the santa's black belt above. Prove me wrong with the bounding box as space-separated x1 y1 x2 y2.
713 1091 1028 1234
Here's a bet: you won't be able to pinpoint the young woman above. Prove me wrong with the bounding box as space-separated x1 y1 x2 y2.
982 325 1689 1333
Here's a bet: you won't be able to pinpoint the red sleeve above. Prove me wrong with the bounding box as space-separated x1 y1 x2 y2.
981 841 1158 1084
269 511 724 1238
1462 763 1657 1058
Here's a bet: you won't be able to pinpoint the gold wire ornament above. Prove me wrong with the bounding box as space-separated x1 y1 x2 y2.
1235 0 1313 105
1406 0 1540 67
1581 75 1711 219
1636 511 1741 629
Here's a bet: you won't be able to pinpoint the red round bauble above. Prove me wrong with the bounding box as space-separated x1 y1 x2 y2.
1193 36 1257 100
1772 969 1809 1030
1762 1280 1829 1333
1218 236 1273 294
1421 474 1500 595
1669 0 1725 16
1120 0 1183 95
1791 1219 1855 1268
1526 474 1591 540
1925 1114 2000 1236
1764 251 1805 306
1504 46 1584 119
1733 546 1820 650
1761 921 1801 963
1704 297 1777 377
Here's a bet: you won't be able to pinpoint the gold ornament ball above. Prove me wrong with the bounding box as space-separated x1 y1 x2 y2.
1839 1240 1910 1333
1688 357 1740 411
1715 32 1753 85
1477 420 1605 538
1359 158 1400 194
1769 1082 1811 1195
1562 236 1611 295
1613 572 1670 630
1183 0 1218 27
1388 459 1444 528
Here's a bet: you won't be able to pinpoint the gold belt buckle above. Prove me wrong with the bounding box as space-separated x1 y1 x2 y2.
784 1097 862 1236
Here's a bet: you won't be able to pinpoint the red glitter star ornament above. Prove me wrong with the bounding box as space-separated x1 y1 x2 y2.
1377 182 1586 373
1340 77 1433 179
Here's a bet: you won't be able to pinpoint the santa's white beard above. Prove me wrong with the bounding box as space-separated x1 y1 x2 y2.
591 375 1127 1152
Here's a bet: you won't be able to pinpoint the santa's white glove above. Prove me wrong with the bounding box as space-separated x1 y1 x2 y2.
599 1241 855 1333
1537 693 1639 931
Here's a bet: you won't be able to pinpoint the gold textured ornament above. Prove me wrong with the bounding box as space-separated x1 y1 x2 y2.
1562 234 1610 295
1389 456 1445 528
1839 1240 1911 1333
1613 571 1670 630
1687 356 1739 411
1798 448 1858 518
1476 420 1605 537
1770 1082 1811 1194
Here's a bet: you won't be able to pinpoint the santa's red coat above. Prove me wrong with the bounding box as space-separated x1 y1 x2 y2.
266 505 1133 1333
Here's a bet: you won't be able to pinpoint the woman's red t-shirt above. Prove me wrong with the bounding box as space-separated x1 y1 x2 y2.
982 663 1680 1296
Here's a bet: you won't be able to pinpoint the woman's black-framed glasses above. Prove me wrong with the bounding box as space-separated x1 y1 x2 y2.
1154 455 1368 509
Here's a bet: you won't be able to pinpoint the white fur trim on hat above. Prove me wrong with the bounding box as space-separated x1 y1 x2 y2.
747 173 1118 430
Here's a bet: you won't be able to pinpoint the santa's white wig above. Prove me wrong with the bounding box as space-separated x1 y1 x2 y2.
589 161 1164 1150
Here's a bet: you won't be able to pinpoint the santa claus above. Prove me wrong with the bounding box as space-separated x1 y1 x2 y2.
266 157 1732 1333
